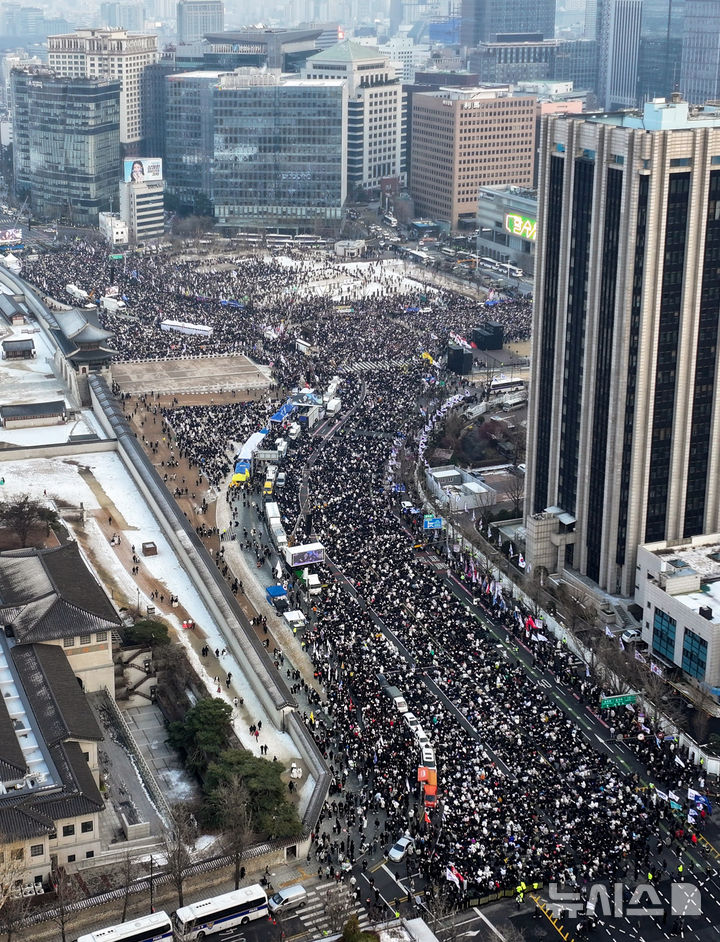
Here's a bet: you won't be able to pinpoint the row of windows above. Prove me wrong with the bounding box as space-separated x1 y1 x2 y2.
63 631 108 647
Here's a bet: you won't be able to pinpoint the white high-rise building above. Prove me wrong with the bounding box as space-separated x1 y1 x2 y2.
303 40 405 194
47 28 158 149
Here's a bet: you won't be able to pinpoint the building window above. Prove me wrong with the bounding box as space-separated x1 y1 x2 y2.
30 844 43 858
96 631 108 642
81 821 93 833
63 637 75 648
652 608 676 661
67 855 76 863
682 628 707 681
62 825 75 837
79 634 91 645
86 851 94 859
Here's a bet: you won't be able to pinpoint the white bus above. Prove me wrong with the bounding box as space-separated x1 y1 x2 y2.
77 911 173 942
174 886 269 940
490 376 526 395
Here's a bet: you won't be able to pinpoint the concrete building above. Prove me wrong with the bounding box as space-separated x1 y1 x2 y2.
680 0 720 105
460 0 556 46
304 40 405 195
636 536 720 692
597 0 643 109
470 37 598 91
98 210 129 245
119 177 165 243
174 28 321 73
47 28 159 152
476 184 537 275
11 69 120 226
525 97 720 597
176 0 223 43
409 86 536 230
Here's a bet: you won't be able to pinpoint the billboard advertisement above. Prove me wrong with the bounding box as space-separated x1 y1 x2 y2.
0 228 22 246
285 542 324 568
504 212 536 242
123 158 163 184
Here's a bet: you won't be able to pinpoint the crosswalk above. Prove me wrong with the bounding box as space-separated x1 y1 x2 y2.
341 358 412 374
293 884 372 936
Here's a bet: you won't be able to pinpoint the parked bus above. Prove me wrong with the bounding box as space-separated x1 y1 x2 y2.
77 911 173 942
173 885 269 940
489 376 526 395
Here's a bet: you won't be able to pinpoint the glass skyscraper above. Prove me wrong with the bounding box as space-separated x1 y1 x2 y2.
460 0 556 47
165 70 347 230
11 69 120 225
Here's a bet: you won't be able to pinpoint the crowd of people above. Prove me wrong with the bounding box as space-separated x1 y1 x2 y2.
22 244 711 907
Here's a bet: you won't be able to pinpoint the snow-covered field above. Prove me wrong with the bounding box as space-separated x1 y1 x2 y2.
0 452 300 768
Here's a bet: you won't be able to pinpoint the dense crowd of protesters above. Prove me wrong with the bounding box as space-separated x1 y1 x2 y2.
22 245 710 908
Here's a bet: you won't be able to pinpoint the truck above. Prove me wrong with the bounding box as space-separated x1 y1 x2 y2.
101 296 126 313
271 524 288 549
263 464 278 497
265 501 281 527
382 685 409 713
306 573 322 596
65 283 89 301
325 397 341 416
288 422 301 442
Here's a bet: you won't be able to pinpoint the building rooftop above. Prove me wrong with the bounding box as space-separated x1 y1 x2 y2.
0 401 65 419
308 39 384 64
586 97 720 131
0 542 121 644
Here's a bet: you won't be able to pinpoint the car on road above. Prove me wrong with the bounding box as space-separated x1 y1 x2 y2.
388 836 414 862
621 628 642 645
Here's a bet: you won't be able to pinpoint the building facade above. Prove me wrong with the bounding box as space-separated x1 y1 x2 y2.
47 28 158 152
304 40 405 194
164 70 217 213
460 0 556 46
165 69 347 231
680 0 720 105
119 177 164 242
212 72 347 231
637 0 684 103
636 537 720 692
476 184 537 275
470 37 598 92
99 2 146 31
11 69 120 226
525 98 720 597
409 86 536 229
176 0 223 44
597 0 643 109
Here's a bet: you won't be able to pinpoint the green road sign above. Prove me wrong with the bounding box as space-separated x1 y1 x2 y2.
600 693 637 709
109 253 124 260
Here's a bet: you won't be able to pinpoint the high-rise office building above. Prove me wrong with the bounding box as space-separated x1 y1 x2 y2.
410 86 536 229
304 41 405 194
680 0 720 105
11 69 120 225
176 0 223 43
525 97 720 597
460 0 556 47
597 0 643 109
637 0 684 102
47 28 158 152
99 2 146 32
164 69 347 230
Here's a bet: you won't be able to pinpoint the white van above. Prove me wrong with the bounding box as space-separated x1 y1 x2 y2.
268 885 308 915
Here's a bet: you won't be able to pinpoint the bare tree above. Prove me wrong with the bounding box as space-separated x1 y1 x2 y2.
320 885 355 935
119 855 138 922
213 777 254 890
49 868 83 942
0 889 33 942
0 849 30 915
505 472 525 517
162 803 197 908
